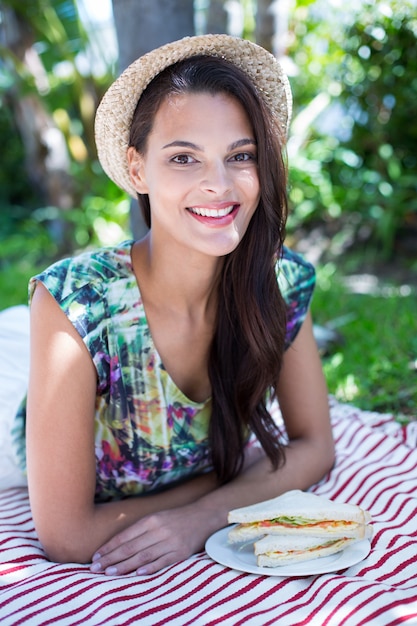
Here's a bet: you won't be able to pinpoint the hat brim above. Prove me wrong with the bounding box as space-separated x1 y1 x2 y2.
95 34 292 197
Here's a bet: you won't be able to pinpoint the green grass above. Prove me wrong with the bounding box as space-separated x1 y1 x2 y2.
1 249 416 419
0 259 45 310
312 262 417 418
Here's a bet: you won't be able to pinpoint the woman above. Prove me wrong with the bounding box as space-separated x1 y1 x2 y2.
17 35 334 576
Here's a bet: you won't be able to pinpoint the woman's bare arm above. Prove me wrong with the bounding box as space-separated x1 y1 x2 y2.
26 284 221 564
28 280 333 572
88 311 335 575
28 287 333 573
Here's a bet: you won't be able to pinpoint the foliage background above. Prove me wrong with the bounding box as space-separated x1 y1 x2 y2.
286 0 417 260
0 0 416 415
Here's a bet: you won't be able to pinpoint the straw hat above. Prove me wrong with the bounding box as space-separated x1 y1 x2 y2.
95 34 292 198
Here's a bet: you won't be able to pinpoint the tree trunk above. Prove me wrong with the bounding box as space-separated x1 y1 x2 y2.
112 0 195 70
255 0 275 52
206 0 228 34
256 0 291 59
111 0 195 237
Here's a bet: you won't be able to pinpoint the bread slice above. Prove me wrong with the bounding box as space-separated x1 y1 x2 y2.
228 490 372 543
254 534 356 567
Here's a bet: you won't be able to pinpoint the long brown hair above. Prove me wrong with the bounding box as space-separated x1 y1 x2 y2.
129 56 288 483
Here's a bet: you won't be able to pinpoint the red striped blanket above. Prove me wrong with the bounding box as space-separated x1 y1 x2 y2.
1 399 416 626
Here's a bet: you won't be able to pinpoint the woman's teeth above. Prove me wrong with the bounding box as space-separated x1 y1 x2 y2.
189 205 235 218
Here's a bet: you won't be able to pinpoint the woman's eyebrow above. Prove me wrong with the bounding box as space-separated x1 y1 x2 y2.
162 140 202 150
162 138 256 151
228 138 257 151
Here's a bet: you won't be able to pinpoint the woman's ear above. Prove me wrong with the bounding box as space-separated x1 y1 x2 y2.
127 147 148 194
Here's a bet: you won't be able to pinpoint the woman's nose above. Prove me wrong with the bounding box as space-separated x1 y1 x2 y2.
200 161 231 194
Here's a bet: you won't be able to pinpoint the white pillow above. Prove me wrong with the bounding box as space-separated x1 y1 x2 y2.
0 305 30 489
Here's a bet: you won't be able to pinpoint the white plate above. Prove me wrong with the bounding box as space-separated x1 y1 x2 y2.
205 526 371 577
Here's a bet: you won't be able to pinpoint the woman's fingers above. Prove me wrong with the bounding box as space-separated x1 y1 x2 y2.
91 539 177 576
92 522 148 562
90 521 164 574
89 508 201 576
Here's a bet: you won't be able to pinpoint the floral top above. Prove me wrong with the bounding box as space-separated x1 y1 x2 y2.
13 241 315 501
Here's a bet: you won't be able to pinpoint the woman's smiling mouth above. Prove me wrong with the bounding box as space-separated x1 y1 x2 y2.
187 204 238 218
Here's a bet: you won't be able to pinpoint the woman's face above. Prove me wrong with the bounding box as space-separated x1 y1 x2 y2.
128 91 260 259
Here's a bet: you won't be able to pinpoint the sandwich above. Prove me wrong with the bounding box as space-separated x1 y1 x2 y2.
253 534 357 567
228 490 372 544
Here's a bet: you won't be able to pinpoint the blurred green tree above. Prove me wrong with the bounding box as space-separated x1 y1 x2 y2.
0 0 128 266
286 0 417 260
1 0 416 271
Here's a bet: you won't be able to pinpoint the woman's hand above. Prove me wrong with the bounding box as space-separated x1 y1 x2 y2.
90 503 213 576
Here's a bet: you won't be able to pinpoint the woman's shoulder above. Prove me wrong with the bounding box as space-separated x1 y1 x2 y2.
30 240 135 303
276 246 316 347
276 246 316 289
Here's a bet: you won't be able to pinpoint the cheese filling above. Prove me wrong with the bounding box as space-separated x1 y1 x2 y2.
262 538 347 558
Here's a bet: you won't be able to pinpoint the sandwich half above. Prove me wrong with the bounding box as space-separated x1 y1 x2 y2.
228 490 372 543
254 534 357 567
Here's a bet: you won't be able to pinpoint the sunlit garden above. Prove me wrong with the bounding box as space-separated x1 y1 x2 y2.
1 0 416 415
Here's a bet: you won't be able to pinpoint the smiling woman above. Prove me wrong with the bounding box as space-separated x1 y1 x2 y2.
127 89 260 257
12 34 334 577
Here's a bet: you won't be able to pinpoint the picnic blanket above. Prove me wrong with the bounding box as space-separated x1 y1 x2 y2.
0 307 416 625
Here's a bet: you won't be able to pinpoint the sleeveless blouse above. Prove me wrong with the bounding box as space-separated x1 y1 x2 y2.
12 241 315 501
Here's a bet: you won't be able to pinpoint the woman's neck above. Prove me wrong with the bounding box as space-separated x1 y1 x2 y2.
132 233 223 320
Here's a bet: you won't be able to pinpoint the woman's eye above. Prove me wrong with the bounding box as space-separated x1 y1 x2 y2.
172 154 194 164
231 152 256 162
